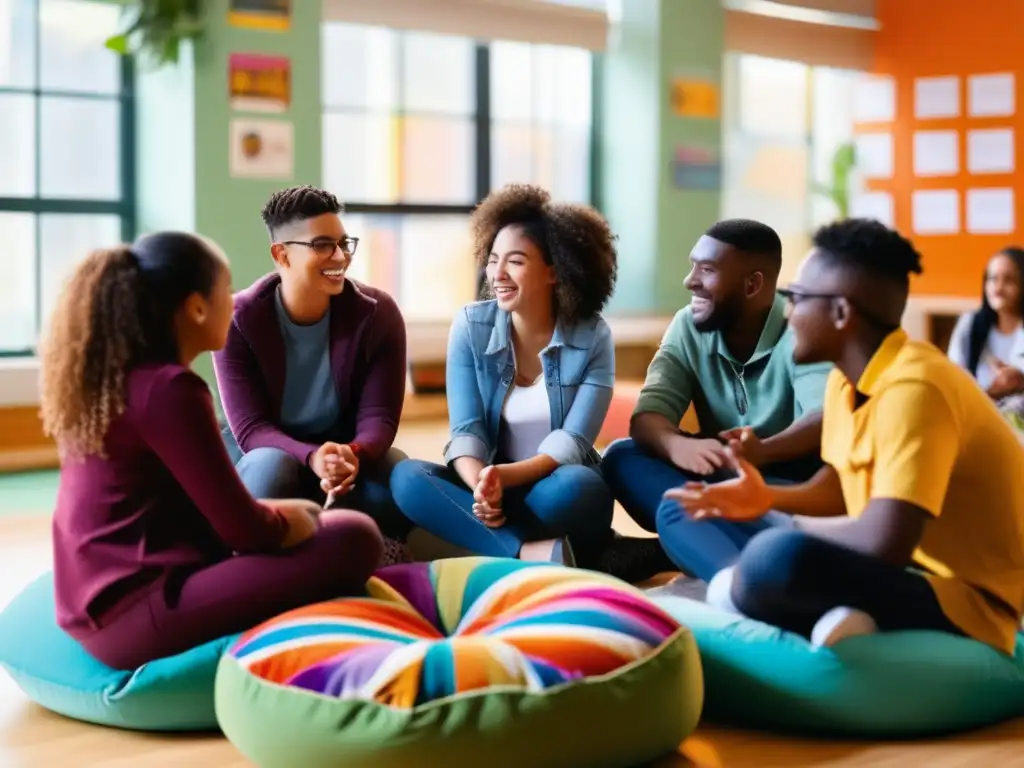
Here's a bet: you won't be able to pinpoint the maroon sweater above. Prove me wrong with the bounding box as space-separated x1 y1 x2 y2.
52 364 288 637
212 274 407 466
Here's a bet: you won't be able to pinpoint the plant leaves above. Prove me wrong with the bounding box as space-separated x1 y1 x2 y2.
104 33 129 54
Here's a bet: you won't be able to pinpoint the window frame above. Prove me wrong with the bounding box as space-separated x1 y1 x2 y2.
322 28 599 218
0 0 137 358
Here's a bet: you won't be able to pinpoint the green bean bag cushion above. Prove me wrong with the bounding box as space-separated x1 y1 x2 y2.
215 557 703 767
652 595 1024 738
0 572 237 731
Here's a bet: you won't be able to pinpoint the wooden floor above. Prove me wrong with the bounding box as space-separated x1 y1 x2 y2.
3 423 1024 766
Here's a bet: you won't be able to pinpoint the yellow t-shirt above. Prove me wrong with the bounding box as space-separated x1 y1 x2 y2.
821 329 1024 654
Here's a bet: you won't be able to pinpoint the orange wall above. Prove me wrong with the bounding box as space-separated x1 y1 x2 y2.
868 0 1024 296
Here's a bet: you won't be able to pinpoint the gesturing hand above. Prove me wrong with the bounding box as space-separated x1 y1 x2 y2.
671 437 730 475
663 439 772 522
717 426 765 467
473 465 506 528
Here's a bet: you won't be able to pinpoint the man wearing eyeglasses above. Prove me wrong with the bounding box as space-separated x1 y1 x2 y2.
601 219 831 582
213 185 412 564
670 218 1024 652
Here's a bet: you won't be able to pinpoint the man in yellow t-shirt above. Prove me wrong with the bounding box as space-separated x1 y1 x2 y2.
667 218 1024 653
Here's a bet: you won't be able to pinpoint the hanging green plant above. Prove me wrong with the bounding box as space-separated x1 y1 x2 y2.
811 141 857 219
104 0 204 68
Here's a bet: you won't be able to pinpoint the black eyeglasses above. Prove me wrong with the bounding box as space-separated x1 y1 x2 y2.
778 288 840 305
282 236 359 258
778 287 901 331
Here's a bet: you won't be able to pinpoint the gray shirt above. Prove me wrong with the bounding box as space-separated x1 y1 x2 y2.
274 289 340 438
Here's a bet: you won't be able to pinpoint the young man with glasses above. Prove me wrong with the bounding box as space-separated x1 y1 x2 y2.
601 219 831 582
213 185 412 563
671 218 1024 651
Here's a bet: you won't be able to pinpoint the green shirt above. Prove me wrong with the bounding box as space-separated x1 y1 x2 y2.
634 293 831 437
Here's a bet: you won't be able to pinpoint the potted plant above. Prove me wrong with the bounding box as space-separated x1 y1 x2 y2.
812 141 857 219
104 0 204 67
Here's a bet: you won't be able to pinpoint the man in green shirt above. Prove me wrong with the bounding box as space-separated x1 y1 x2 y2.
602 219 830 581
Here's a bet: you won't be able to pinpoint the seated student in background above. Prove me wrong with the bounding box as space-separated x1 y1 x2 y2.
602 219 831 582
40 233 383 671
947 247 1024 416
213 186 412 564
672 219 1024 652
390 184 617 567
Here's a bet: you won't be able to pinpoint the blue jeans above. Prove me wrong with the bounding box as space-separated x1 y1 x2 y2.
389 459 614 558
731 528 965 639
235 445 413 541
601 438 800 581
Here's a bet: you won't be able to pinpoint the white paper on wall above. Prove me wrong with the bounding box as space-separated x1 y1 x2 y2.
855 133 894 179
914 76 960 119
850 192 894 227
913 130 959 177
912 190 960 235
967 128 1015 174
854 75 896 123
966 188 1015 234
968 73 1015 118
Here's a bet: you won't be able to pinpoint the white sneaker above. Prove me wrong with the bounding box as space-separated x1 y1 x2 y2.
706 566 742 615
811 606 878 648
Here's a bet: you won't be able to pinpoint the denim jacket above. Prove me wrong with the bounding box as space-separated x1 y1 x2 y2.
443 300 615 468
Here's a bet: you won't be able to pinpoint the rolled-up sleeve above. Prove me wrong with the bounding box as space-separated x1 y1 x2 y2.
442 309 491 465
538 320 615 465
633 311 694 424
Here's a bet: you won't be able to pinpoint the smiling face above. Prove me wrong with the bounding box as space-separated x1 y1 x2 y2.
269 212 356 297
984 251 1022 316
683 235 754 332
486 224 556 315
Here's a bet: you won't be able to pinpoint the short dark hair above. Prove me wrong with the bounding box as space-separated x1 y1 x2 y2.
261 186 343 237
812 218 923 286
471 184 618 324
705 219 783 271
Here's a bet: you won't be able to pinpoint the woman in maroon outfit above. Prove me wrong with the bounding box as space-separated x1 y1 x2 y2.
40 231 383 671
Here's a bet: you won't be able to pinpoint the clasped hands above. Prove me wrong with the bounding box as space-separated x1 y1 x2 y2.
664 433 773 523
472 465 506 528
310 442 360 506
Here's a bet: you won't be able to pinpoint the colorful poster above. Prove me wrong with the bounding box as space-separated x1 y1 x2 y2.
671 144 721 190
229 118 294 180
228 0 290 31
229 53 290 113
670 78 719 119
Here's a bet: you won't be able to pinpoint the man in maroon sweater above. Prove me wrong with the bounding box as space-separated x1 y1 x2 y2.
213 186 412 556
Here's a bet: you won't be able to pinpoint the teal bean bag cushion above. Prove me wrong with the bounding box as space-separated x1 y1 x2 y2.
652 595 1024 738
0 572 238 731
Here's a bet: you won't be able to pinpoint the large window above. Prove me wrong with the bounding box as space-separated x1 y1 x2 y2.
321 22 595 320
721 53 860 283
0 0 134 355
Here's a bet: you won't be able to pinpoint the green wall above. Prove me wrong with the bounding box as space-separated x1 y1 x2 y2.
131 0 724 345
601 0 724 315
134 0 322 395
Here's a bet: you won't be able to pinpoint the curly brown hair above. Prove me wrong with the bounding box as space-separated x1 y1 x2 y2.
39 233 222 459
471 184 618 323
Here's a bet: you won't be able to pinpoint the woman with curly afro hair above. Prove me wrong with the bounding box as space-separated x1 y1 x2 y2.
391 184 618 566
39 232 382 671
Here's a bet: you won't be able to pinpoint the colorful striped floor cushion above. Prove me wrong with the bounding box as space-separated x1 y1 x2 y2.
215 557 703 768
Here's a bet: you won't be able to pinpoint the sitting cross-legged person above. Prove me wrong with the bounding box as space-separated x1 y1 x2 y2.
390 184 618 567
213 186 412 563
671 218 1024 652
41 232 383 671
602 219 831 582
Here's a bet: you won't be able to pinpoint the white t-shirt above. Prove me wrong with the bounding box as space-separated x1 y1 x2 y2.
977 328 1022 391
499 376 551 463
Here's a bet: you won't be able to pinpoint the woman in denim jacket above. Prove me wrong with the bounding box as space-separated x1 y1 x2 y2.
391 184 618 566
